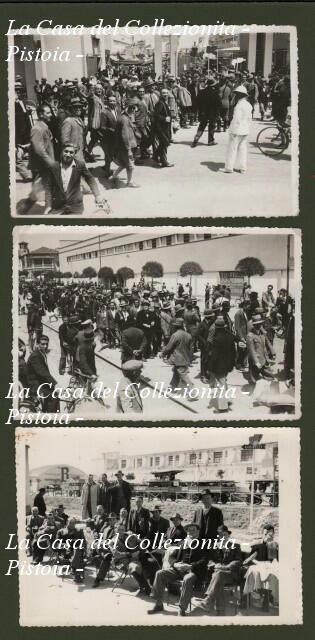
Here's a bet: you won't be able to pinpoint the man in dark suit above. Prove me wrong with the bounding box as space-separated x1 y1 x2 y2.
26 335 59 412
92 512 118 587
191 77 221 147
166 513 187 543
109 471 132 515
97 474 111 514
26 506 44 554
148 522 208 616
33 488 46 517
148 506 170 567
196 525 242 615
121 319 147 364
45 143 106 214
234 301 250 370
193 490 224 551
153 88 174 167
100 95 121 177
137 300 155 358
195 308 216 381
128 496 151 536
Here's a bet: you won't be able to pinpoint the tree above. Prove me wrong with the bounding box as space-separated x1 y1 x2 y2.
179 261 204 290
235 257 265 283
98 266 115 288
116 267 135 286
142 261 164 286
44 270 61 280
82 266 97 279
63 271 72 278
73 272 80 278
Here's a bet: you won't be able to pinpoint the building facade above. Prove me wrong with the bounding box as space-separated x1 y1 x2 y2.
19 242 59 275
57 232 295 297
102 441 278 484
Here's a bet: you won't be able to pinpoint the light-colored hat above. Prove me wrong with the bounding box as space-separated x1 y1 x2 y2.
233 84 248 96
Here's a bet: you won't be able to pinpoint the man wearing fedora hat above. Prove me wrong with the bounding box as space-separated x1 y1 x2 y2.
148 521 208 616
207 315 236 413
109 470 132 516
161 317 196 397
191 77 221 147
246 314 275 401
195 308 216 382
196 524 242 615
166 513 187 543
120 318 147 365
222 84 252 174
61 98 86 161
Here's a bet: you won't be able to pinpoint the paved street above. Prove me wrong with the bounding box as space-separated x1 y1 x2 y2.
18 308 292 420
15 114 294 219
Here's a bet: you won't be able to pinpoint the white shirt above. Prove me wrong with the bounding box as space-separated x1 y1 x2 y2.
60 160 75 192
228 97 252 136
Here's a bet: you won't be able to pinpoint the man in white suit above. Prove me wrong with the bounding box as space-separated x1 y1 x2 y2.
222 85 252 174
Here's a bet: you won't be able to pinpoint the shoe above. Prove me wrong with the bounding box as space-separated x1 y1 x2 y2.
148 603 164 614
234 169 246 174
219 168 233 173
160 163 174 168
102 168 113 178
195 600 212 613
16 198 34 215
92 579 100 588
208 141 218 146
178 608 186 616
126 182 140 188
191 141 198 148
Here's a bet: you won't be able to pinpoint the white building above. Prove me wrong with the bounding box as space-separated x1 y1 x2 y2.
57 232 295 298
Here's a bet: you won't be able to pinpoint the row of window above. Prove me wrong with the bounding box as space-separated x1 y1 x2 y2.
65 234 214 263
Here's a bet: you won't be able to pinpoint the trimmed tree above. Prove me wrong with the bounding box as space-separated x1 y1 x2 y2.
216 469 225 504
116 266 135 286
179 261 203 290
235 257 265 283
82 266 97 279
142 261 164 286
98 266 115 288
73 272 80 278
63 271 72 278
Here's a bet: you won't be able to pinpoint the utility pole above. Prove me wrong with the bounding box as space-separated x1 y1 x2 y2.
286 235 290 295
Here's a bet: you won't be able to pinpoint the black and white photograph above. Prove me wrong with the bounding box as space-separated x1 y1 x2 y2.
13 226 301 421
15 427 302 626
10 25 298 218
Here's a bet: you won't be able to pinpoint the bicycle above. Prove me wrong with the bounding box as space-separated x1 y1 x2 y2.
256 121 291 157
62 369 106 414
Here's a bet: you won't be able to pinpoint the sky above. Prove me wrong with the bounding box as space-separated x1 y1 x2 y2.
17 427 280 475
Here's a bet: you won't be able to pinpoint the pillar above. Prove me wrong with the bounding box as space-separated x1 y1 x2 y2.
170 35 179 77
263 32 274 78
154 35 163 78
247 33 257 73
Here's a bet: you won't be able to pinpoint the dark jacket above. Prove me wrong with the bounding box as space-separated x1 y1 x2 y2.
148 516 170 544
27 349 56 395
47 159 100 215
121 327 147 364
33 493 46 517
29 120 55 174
193 506 224 542
166 524 187 542
100 106 121 144
128 506 151 535
153 99 172 145
208 329 236 376
109 480 132 515
198 86 221 118
97 482 111 513
76 340 96 376
137 309 155 334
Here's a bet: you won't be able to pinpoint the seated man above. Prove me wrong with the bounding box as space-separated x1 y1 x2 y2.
92 512 118 587
26 506 44 555
196 525 242 615
243 524 279 609
148 522 208 616
32 512 58 564
91 505 107 534
128 496 150 536
166 513 187 543
56 517 86 583
53 504 69 528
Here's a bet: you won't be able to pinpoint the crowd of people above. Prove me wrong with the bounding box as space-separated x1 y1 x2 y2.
15 64 291 214
18 277 295 414
27 479 279 616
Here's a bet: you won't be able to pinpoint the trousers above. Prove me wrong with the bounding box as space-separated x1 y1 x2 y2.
204 569 236 612
225 134 248 172
152 567 197 610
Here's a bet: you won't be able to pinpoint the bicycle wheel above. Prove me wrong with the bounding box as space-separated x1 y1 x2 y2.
256 126 286 156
